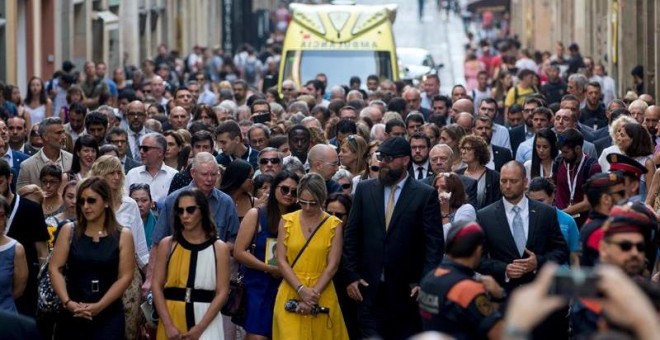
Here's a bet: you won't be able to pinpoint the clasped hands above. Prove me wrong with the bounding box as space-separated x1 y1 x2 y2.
506 248 538 279
296 286 320 314
66 301 101 320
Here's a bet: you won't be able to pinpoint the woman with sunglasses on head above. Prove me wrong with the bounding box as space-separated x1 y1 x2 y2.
235 170 300 339
69 134 99 181
220 159 256 223
90 155 149 339
273 173 348 339
338 135 368 177
152 188 230 340
433 172 475 239
49 177 136 339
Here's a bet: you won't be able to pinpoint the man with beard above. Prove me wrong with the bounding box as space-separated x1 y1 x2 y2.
419 221 504 338
408 133 432 180
579 81 607 130
571 202 657 338
509 97 544 157
0 159 48 316
343 136 444 340
643 105 660 146
17 117 72 189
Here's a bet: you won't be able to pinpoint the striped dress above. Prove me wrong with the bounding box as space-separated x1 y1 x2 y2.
157 237 224 340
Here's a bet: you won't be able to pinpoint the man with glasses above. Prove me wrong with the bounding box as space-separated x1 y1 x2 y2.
247 124 270 152
343 136 443 340
17 117 72 189
126 100 153 162
145 152 239 292
258 147 282 177
572 202 657 339
408 133 432 180
125 132 178 203
578 172 626 267
107 127 141 173
308 143 342 194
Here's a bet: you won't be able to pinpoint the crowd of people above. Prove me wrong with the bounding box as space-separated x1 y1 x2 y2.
0 13 658 340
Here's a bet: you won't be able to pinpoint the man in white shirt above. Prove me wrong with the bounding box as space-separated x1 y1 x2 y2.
125 132 178 203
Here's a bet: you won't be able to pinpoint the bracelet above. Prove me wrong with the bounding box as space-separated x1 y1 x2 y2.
296 284 304 293
63 299 71 307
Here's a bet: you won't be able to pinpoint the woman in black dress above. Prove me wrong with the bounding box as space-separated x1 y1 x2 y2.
49 176 135 339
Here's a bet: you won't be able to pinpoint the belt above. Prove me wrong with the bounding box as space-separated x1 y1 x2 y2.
163 287 215 303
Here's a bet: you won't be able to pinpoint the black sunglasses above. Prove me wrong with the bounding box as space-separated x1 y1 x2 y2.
260 157 282 165
78 197 98 205
340 183 351 189
376 153 406 163
608 240 645 252
176 206 199 215
327 211 346 219
370 165 380 172
140 145 161 152
278 185 297 197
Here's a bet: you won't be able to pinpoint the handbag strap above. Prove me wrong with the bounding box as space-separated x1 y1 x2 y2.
290 214 330 269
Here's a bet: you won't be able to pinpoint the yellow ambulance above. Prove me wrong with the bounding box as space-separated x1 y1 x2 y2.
278 2 399 90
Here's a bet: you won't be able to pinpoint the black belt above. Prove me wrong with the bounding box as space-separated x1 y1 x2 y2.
163 287 215 303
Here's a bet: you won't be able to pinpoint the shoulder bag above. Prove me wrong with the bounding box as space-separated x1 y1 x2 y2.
37 223 74 317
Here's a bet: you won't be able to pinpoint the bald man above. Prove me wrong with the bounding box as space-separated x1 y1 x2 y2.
451 98 474 123
403 88 432 119
643 105 660 146
308 143 342 194
126 100 153 161
455 112 474 131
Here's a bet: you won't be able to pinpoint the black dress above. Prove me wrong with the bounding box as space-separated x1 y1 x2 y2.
55 232 124 340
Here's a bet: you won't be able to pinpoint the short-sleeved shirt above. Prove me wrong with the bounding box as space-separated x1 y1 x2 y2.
151 183 240 245
504 85 536 107
125 164 178 203
555 208 579 267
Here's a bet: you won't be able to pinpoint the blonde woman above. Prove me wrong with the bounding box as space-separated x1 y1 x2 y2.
338 134 368 175
90 155 148 339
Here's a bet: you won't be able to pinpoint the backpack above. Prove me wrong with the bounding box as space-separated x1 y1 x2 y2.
244 58 258 84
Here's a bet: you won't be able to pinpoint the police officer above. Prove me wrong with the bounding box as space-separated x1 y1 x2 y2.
418 221 504 339
580 172 626 267
606 153 648 202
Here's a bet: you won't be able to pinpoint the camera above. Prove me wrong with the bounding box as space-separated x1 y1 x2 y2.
548 268 601 298
284 299 330 315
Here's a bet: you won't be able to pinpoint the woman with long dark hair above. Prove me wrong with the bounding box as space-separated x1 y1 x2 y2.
152 188 230 339
235 171 300 339
24 76 53 125
524 128 558 182
220 159 256 222
617 122 655 200
69 134 100 181
49 177 135 339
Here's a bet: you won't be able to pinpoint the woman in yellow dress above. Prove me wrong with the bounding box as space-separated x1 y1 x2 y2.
273 173 348 340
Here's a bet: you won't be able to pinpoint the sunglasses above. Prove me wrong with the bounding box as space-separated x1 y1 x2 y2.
78 197 98 205
260 157 281 165
297 199 319 207
140 145 161 152
375 153 405 163
370 165 380 172
176 206 199 215
278 186 297 197
607 240 645 252
340 183 351 190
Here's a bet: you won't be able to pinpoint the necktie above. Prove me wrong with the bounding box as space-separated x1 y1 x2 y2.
417 166 424 180
511 206 526 256
385 185 398 230
133 133 142 161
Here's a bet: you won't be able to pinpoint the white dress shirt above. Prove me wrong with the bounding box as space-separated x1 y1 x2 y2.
125 163 178 203
503 196 530 240
116 196 149 268
491 123 512 150
413 160 431 180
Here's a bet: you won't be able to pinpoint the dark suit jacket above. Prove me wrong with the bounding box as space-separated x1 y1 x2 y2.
9 151 29 192
422 174 478 207
123 156 141 174
594 135 612 156
509 124 528 157
20 144 39 156
492 144 513 170
343 176 444 339
454 167 501 210
476 199 569 291
408 163 434 180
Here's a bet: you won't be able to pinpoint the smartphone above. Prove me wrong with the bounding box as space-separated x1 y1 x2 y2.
548 268 601 298
254 113 270 124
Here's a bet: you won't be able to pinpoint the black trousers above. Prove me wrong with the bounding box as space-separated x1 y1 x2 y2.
357 280 421 340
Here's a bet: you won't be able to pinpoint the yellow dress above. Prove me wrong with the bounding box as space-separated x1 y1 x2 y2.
272 211 349 340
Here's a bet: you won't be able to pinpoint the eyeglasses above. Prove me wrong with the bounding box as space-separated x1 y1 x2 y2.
340 183 351 190
327 211 346 219
346 135 357 146
176 206 199 215
260 157 281 165
278 185 297 197
78 197 98 205
369 165 380 172
375 153 406 163
127 111 146 118
139 145 161 152
607 240 645 252
297 199 319 207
